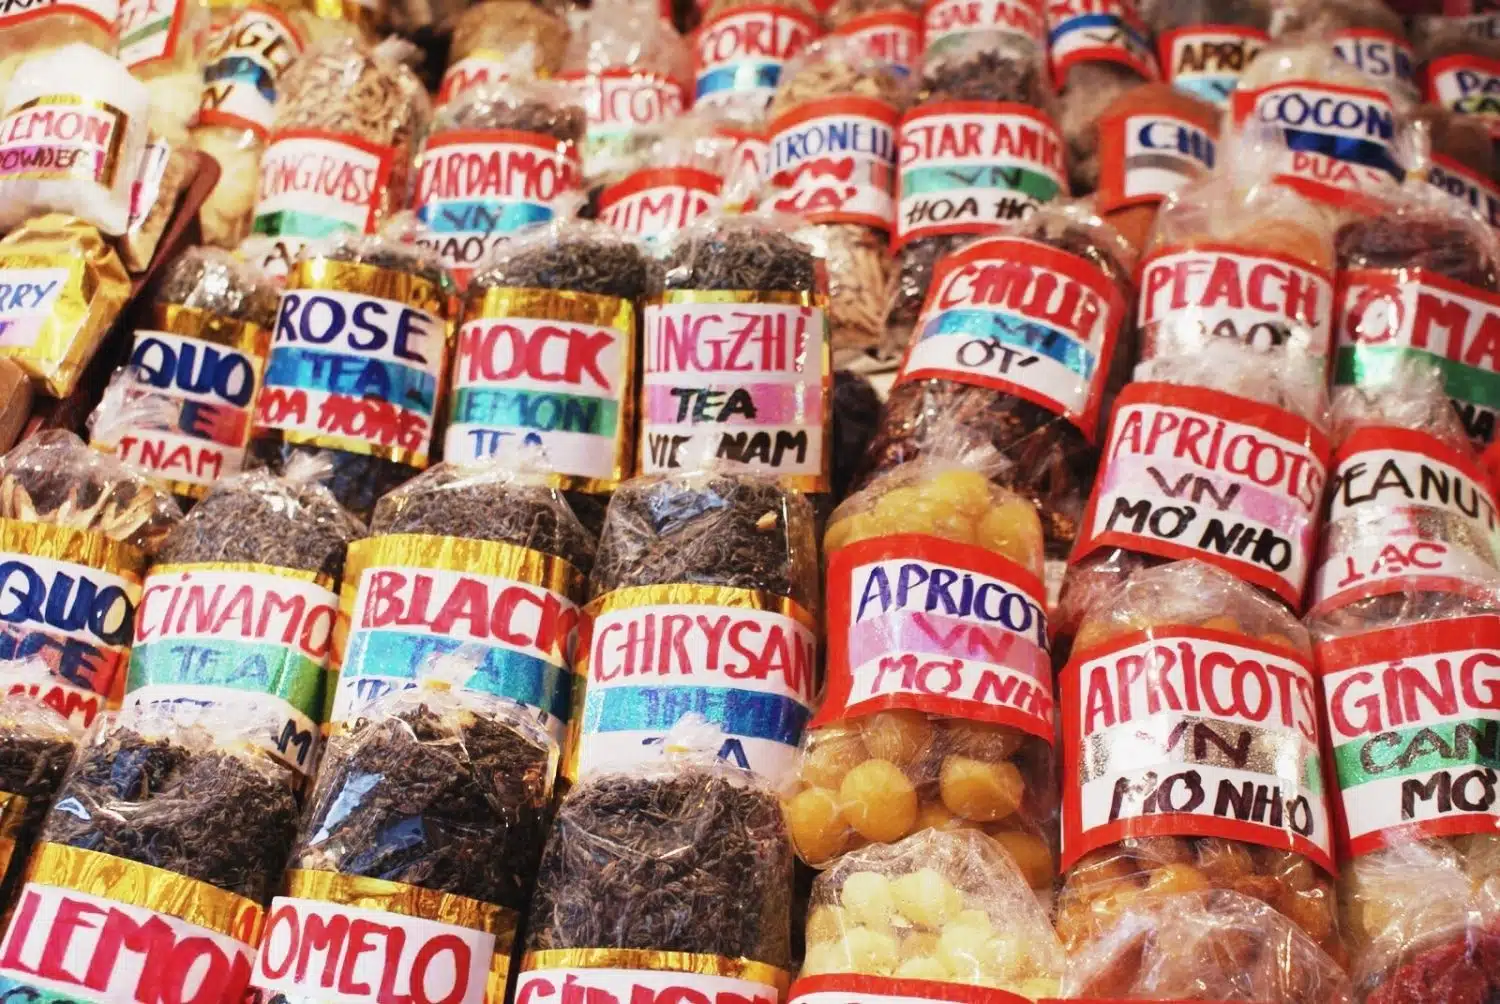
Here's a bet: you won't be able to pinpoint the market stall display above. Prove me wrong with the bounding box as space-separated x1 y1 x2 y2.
595 112 736 242
437 0 571 107
1410 104 1500 234
1143 0 1270 107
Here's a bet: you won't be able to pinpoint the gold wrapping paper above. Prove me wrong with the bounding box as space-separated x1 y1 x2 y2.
0 791 26 885
0 519 146 580
520 947 791 994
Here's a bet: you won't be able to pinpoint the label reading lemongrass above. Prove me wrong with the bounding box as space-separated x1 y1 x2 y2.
1157 26 1268 106
197 6 305 139
921 0 1044 61
693 4 819 112
767 97 900 228
1332 28 1418 104
597 167 722 241
1430 153 1500 232
1045 0 1158 86
0 96 131 187
252 130 393 241
1427 53 1500 138
833 10 921 78
117 0 186 69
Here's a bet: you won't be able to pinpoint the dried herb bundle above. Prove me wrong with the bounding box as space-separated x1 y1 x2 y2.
294 698 554 910
155 246 279 329
468 219 656 300
442 80 586 146
661 215 819 293
527 766 793 966
0 694 80 907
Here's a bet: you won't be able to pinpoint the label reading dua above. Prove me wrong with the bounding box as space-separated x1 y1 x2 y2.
693 4 819 111
597 168 722 242
1061 627 1334 873
252 129 393 243
1045 0 1158 86
1427 53 1500 138
1093 110 1216 214
898 235 1125 442
1076 383 1330 610
198 6 305 139
1158 26 1268 106
1319 615 1500 855
820 535 1051 735
1429 153 1500 233
921 0 1044 61
768 97 900 228
0 95 130 188
1332 29 1417 104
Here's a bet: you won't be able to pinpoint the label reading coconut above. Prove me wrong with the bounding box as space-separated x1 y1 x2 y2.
767 97 900 228
833 10 921 78
897 235 1125 441
1319 615 1500 855
1332 29 1418 104
413 130 581 283
517 957 786 1004
117 0 186 69
562 70 687 160
597 167 722 241
1094 111 1216 213
1335 267 1500 447
1060 628 1334 873
1138 244 1335 358
331 535 582 748
574 585 818 783
819 535 1052 735
894 102 1067 246
1045 0 1158 86
198 5 304 138
921 0 1045 60
0 96 130 188
437 52 522 108
1076 383 1330 609
0 0 117 34
1428 53 1500 137
1230 81 1402 204
0 267 70 350
693 4 819 112
1430 153 1500 232
641 293 829 490
1158 26 1268 106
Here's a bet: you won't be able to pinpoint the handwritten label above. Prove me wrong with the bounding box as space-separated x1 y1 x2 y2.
693 4 819 112
1094 111 1215 213
0 0 117 34
197 5 304 139
252 129 393 241
437 53 523 108
516 963 781 1004
1429 153 1500 234
767 97 899 228
598 167 721 241
921 0 1044 60
1158 26 1268 106
117 0 186 69
0 96 130 188
1332 28 1417 103
1428 53 1500 139
1045 0 1158 86
790 974 1031 1004
0 267 69 350
833 10 921 78
561 69 687 166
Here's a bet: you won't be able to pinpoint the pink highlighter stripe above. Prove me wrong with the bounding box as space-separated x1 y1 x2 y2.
846 609 1050 682
642 381 824 425
1098 457 1314 536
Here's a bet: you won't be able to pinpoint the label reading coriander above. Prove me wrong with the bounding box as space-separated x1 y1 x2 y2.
0 96 131 188
693 4 819 111
1157 26 1267 106
197 5 304 139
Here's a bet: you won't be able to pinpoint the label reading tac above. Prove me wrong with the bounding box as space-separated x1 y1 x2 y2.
693 4 819 111
1045 0 1158 86
252 130 394 240
117 0 186 69
0 267 70 350
1094 111 1215 213
597 167 722 242
1428 53 1500 138
1158 26 1268 106
198 5 304 138
1332 28 1417 104
767 97 900 229
0 96 129 188
921 0 1044 61
1429 153 1500 233
833 10 921 78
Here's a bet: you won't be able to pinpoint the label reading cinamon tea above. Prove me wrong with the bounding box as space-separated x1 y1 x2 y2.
252 129 394 243
0 0 117 34
1060 627 1334 873
1335 267 1500 447
597 167 722 241
767 96 900 229
1331 28 1418 104
1094 111 1215 213
1429 153 1500 233
0 96 130 188
833 10 921 78
692 4 819 112
1075 383 1330 610
117 0 187 69
197 5 305 139
896 235 1125 442
1157 25 1268 106
1045 0 1158 87
1318 615 1500 856
1427 53 1500 138
921 0 1044 61
894 102 1067 247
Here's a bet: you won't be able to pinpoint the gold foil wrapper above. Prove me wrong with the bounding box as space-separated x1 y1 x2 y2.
0 519 146 579
520 947 791 994
0 215 131 397
152 560 335 592
25 842 264 943
308 0 384 29
0 791 26 885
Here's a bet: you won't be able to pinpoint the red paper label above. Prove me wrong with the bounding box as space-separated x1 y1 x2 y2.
833 10 921 78
1427 52 1500 138
598 167 722 241
767 96 900 228
922 0 1044 61
1045 0 1158 87
1332 28 1418 103
1157 25 1268 106
792 974 1032 1004
1094 107 1216 214
715 125 770 191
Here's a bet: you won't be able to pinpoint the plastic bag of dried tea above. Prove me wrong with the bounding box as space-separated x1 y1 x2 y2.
1410 105 1500 236
1056 560 1343 963
117 0 211 136
788 459 1054 873
1141 0 1270 108
1416 15 1500 144
691 0 821 122
0 702 300 1003
1053 339 1332 662
791 829 1064 998
573 468 818 783
413 80 587 288
91 247 279 499
1278 0 1418 105
437 0 572 108
253 664 558 1004
919 0 1043 68
0 430 180 728
642 213 832 492
868 202 1137 599
249 230 453 520
595 111 737 242
887 36 1066 346
520 719 794 1001
827 0 922 80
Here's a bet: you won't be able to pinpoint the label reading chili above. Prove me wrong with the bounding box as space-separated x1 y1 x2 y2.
197 5 305 139
1045 0 1158 87
1060 627 1334 873
693 4 819 112
1427 53 1500 138
1318 615 1500 855
897 235 1125 442
833 10 921 78
767 96 900 229
1331 28 1417 104
597 167 722 241
117 0 186 69
894 102 1066 247
0 96 131 188
1075 383 1330 610
1429 153 1500 233
921 0 1044 61
252 129 394 241
1094 111 1215 213
1158 25 1268 106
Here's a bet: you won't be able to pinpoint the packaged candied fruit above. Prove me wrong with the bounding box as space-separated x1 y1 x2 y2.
1057 560 1343 963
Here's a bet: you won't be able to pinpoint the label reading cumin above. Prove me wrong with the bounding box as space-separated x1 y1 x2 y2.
767 97 900 228
197 5 305 139
117 0 187 70
1427 53 1500 138
0 96 131 188
692 4 819 111
1094 111 1215 214
1429 152 1500 233
833 10 921 78
252 129 394 242
920 0 1044 61
1331 28 1417 104
597 167 722 242
1157 26 1267 106
1045 0 1158 86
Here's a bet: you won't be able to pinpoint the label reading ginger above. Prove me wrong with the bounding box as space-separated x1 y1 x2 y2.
197 5 304 138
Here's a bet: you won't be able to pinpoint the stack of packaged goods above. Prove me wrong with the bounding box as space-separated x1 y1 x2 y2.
1142 0 1269 108
436 0 571 107
595 112 737 242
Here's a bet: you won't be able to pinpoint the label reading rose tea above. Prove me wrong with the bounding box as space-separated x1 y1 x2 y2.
921 0 1044 61
833 10 921 78
414 129 581 284
894 102 1067 246
1045 0 1158 87
1075 383 1331 610
1157 26 1268 106
1318 615 1500 855
597 167 722 242
1429 153 1500 233
1094 111 1216 214
517 951 789 1004
1060 627 1334 873
641 291 830 491
767 97 900 228
897 235 1126 442
252 129 394 243
1427 53 1500 139
1332 28 1417 104
561 69 687 168
0 0 117 34
117 0 187 69
0 96 131 188
197 5 305 139
693 4 819 111
1335 267 1500 447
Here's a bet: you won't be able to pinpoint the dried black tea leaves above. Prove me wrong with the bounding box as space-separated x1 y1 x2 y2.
889 233 966 343
316 229 452 292
155 247 280 329
443 81 587 147
831 369 881 502
661 215 819 293
1336 215 1500 291
0 692 81 909
920 43 1054 106
468 220 657 300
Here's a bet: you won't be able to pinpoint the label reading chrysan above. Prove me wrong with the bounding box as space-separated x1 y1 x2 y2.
1429 154 1500 233
117 0 186 69
1428 53 1500 138
1060 628 1333 873
921 0 1044 61
1319 615 1500 855
1332 29 1417 104
198 6 304 138
252 129 393 241
597 167 722 242
1094 112 1216 214
1045 0 1158 85
693 4 819 111
898 235 1125 442
1075 383 1330 610
833 11 921 78
0 96 131 188
895 103 1066 247
1158 26 1267 106
767 97 900 228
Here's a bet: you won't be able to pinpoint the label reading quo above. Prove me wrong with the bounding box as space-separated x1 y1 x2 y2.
0 267 70 350
1045 0 1158 86
117 0 186 69
1311 427 1500 613
516 965 781 1004
819 535 1052 736
1332 29 1418 104
252 130 394 241
1077 383 1330 609
895 102 1066 246
921 0 1044 61
1138 244 1335 358
897 235 1124 441
1094 111 1216 213
1060 628 1334 873
833 11 921 78
1158 26 1268 106
562 70 687 157
0 96 130 188
576 587 818 784
640 296 828 487
597 167 721 241
414 130 581 282
0 0 116 34
198 5 304 138
126 565 335 774
1429 153 1500 233
437 53 521 108
1335 267 1500 447
1319 616 1500 855
694 5 818 111
1428 53 1500 137
767 97 900 229
790 974 1032 1004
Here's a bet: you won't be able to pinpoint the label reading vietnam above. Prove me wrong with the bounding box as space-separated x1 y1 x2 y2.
1093 111 1216 214
1332 29 1418 104
819 534 1052 736
1045 0 1158 87
833 10 921 79
252 129 394 241
1060 627 1334 873
0 0 117 34
895 102 1066 247
0 267 70 350
574 586 818 784
1429 153 1500 233
641 292 829 490
1318 615 1500 855
1158 26 1268 106
693 4 819 111
0 96 130 188
1311 427 1500 614
117 0 186 69
517 952 788 1004
598 167 722 242
198 5 305 139
921 0 1044 61
897 235 1125 442
1335 267 1500 447
767 97 900 228
125 564 335 775
1075 383 1330 610
1427 53 1500 138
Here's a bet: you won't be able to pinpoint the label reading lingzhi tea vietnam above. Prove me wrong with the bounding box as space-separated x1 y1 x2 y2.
597 168 722 242
767 97 900 228
692 4 819 111
252 129 394 241
1045 0 1158 87
0 96 131 188
197 5 305 139
1332 29 1418 104
1427 53 1500 138
1093 111 1216 214
920 0 1044 61
1157 26 1267 106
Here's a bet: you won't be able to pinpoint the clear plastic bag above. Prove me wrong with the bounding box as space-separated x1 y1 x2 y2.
0 667 83 913
0 0 115 79
1277 0 1417 104
438 0 572 106
1410 105 1500 235
120 131 197 273
594 110 736 240
118 0 212 135
1142 0 1270 107
690 0 820 123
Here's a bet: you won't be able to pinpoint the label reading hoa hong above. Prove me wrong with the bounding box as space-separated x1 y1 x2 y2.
198 5 305 139
1045 0 1158 87
693 4 819 111
597 167 722 242
833 10 921 78
252 129 394 241
895 102 1067 246
767 97 899 228
1060 627 1334 873
1093 110 1216 214
0 96 130 188
1157 26 1267 106
898 235 1125 442
1427 53 1500 138
921 0 1045 61
1429 153 1500 233
1332 29 1418 104
1075 383 1330 609
117 0 187 70
1318 615 1500 855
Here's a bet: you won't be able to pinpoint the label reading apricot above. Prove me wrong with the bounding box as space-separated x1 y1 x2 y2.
1158 25 1267 106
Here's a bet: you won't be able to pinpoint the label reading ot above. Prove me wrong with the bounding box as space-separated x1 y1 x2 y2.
1158 26 1268 106
197 5 305 138
1061 627 1334 873
767 97 900 229
693 4 819 111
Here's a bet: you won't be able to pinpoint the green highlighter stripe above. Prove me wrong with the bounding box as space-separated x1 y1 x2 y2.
252 210 359 239
1337 346 1500 408
127 639 324 720
1332 717 1500 787
900 165 1061 202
